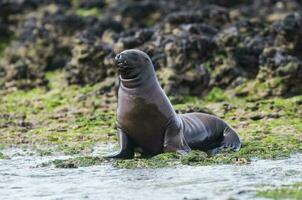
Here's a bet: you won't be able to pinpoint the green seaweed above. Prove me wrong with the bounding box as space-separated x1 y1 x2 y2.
0 152 5 159
257 182 302 200
113 150 250 169
41 156 104 168
113 93 302 168
0 70 116 154
0 70 302 168
204 87 229 102
76 8 101 17
113 153 181 169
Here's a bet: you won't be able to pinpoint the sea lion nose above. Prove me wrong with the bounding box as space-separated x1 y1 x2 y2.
115 53 122 61
115 53 127 65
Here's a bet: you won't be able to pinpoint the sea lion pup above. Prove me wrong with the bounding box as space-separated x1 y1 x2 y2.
106 49 241 159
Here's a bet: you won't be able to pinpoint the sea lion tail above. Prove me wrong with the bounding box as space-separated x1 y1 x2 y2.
221 125 241 151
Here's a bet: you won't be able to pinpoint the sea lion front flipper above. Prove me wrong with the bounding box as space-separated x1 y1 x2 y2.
105 128 134 159
163 119 191 154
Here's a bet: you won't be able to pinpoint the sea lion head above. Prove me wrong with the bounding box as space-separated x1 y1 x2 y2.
115 49 154 81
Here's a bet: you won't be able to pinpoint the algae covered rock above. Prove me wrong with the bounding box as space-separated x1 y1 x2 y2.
114 28 155 51
180 150 208 165
65 36 114 85
0 0 39 20
0 152 5 159
1 0 302 99
118 0 162 28
42 156 104 168
0 1 122 90
111 11 219 96
212 19 270 89
165 5 230 29
113 153 181 169
64 16 124 86
213 11 302 97
271 11 302 53
257 47 302 97
77 0 106 9
159 27 215 96
0 4 79 89
0 19 10 39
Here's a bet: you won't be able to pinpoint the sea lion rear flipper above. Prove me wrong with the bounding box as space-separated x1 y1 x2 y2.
221 126 241 151
163 119 191 154
104 128 134 159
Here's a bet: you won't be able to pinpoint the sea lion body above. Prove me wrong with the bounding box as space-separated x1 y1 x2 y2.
107 49 241 159
180 113 237 152
117 78 175 155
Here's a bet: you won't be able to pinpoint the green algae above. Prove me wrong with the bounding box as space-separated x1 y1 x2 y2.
257 182 302 200
0 70 302 168
113 94 302 168
234 78 292 98
41 156 104 168
0 152 4 159
0 70 116 154
204 87 229 102
181 150 249 165
113 150 250 169
75 8 101 17
113 153 181 169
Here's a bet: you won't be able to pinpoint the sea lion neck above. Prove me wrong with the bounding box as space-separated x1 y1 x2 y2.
120 73 144 88
120 63 156 89
120 72 156 89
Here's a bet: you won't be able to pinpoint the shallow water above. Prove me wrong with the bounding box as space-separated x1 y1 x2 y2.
1 148 302 200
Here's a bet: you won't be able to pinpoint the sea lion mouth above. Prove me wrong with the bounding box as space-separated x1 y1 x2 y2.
115 53 128 66
116 59 128 68
116 62 134 74
115 53 136 77
120 73 141 83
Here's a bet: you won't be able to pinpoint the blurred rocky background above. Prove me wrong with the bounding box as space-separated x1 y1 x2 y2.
0 0 301 98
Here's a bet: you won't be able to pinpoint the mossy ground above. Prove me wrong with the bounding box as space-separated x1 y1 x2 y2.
75 8 101 17
0 71 117 155
0 71 301 168
0 152 4 159
257 182 302 200
40 156 105 168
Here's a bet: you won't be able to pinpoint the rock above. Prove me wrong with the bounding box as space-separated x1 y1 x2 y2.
114 28 155 50
257 47 302 97
65 35 114 85
41 156 104 168
0 19 10 38
212 19 271 89
249 113 265 120
1 0 302 98
119 0 161 28
0 5 81 89
271 11 302 54
165 5 230 29
0 2 124 89
77 0 106 9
